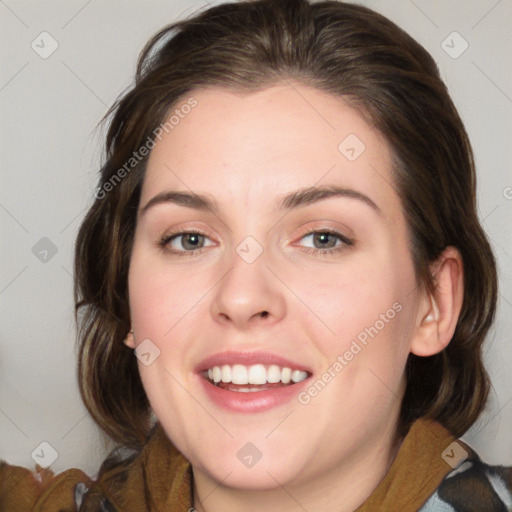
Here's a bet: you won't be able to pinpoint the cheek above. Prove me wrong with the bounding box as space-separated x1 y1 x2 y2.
288 248 416 387
294 260 406 336
127 249 218 416
127 253 208 442
128 253 208 342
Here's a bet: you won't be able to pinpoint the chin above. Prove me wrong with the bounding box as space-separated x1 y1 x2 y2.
196 457 304 491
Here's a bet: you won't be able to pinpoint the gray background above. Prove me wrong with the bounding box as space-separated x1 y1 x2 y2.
1 0 511 476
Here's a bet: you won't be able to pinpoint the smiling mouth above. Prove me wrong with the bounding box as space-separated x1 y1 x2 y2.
202 363 310 392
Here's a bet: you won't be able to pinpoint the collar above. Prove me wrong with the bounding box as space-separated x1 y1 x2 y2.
139 417 458 511
354 417 460 511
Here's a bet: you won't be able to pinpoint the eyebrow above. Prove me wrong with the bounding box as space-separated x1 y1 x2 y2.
277 185 381 215
139 184 381 216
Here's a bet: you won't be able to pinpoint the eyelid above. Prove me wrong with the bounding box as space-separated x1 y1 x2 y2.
159 221 217 242
293 221 354 243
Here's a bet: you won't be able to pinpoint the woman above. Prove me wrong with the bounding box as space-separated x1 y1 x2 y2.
1 0 511 510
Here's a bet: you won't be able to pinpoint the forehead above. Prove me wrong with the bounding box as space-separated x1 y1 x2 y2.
141 83 400 218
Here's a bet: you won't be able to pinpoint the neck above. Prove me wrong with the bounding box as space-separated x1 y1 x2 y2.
192 416 403 512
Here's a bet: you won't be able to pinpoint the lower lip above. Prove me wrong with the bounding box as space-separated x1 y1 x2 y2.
197 375 310 413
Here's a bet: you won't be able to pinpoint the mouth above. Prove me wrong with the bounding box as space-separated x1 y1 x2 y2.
202 364 310 392
196 352 312 412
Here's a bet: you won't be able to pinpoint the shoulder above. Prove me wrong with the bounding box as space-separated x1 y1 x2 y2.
1 425 191 512
419 442 512 512
0 459 92 511
79 426 192 511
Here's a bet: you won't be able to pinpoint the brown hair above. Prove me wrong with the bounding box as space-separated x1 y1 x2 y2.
74 0 497 450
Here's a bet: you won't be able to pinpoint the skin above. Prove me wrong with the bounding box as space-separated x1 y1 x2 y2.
126 82 463 512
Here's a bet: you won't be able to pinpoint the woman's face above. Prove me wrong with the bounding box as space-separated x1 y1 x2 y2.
128 83 424 489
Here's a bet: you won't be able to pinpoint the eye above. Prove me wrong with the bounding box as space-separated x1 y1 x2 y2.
158 228 353 257
296 229 354 255
159 230 214 255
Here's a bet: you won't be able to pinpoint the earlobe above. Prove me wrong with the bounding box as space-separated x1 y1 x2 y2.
123 329 135 349
410 246 464 357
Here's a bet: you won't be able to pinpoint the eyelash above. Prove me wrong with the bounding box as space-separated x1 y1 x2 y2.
157 228 354 258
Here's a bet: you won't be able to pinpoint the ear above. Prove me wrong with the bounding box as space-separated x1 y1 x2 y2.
123 330 136 349
410 246 464 357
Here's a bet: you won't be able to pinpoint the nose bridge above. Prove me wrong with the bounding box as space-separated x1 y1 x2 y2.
210 235 286 327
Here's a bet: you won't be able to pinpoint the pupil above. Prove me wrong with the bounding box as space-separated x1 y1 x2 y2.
314 232 335 249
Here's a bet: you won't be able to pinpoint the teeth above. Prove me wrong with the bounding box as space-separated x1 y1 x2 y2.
291 370 308 383
221 365 231 383
267 365 281 383
248 364 266 385
205 364 309 385
231 364 248 385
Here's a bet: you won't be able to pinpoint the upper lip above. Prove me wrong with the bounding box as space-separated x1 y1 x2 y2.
195 351 312 373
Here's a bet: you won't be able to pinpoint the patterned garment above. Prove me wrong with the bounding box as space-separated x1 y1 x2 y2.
419 453 512 512
72 443 512 512
3 419 510 511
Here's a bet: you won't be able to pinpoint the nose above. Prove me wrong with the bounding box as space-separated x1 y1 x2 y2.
210 246 286 331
